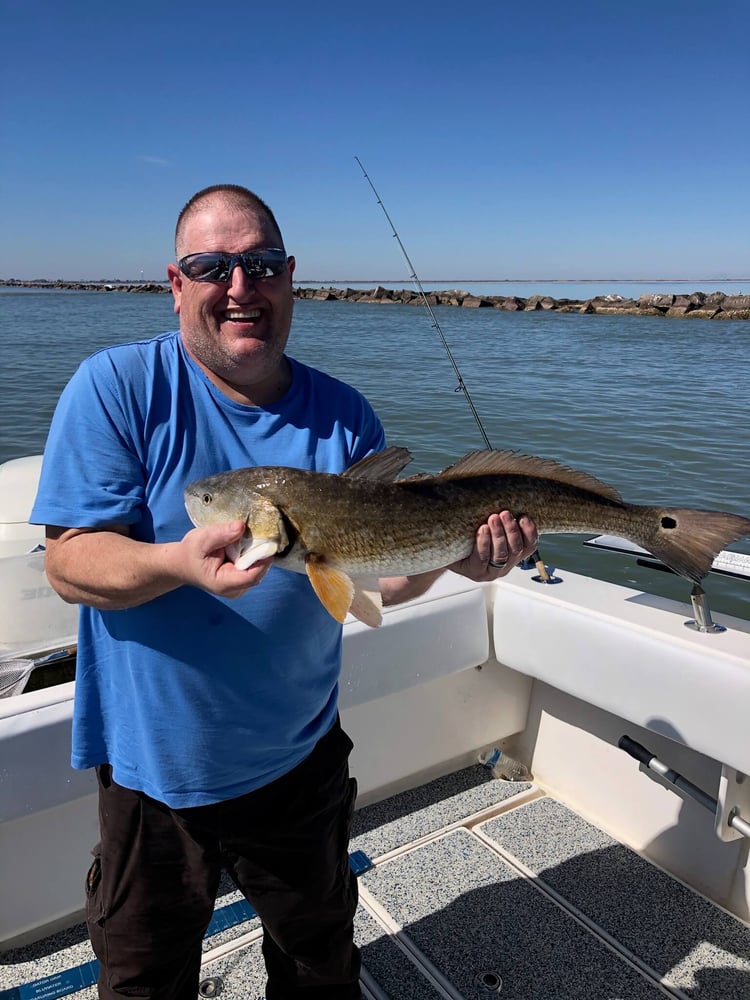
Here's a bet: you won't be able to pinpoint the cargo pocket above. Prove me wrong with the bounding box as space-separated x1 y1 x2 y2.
85 850 107 964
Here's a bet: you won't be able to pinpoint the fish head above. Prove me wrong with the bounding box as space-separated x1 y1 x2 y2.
184 471 290 569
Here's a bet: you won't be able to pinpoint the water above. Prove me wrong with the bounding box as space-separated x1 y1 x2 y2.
1 287 748 619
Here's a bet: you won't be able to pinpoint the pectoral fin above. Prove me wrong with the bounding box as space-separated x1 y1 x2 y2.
305 556 355 623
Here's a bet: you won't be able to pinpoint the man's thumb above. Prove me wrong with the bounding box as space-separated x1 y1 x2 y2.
201 519 246 547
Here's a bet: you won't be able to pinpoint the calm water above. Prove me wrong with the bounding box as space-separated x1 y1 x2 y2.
1 287 748 618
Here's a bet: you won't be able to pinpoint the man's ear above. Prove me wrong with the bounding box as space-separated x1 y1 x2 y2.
166 263 182 315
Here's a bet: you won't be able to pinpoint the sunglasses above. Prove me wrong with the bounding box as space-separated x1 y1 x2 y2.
178 247 290 283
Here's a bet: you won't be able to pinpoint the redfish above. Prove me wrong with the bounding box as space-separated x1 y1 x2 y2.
185 447 750 627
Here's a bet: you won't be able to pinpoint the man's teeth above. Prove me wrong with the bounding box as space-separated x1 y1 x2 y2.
225 309 262 321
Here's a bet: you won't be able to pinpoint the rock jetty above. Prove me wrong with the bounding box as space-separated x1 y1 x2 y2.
2 280 748 319
0 279 171 294
294 286 750 320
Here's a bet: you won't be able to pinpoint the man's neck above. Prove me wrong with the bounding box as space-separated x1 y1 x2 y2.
190 351 292 407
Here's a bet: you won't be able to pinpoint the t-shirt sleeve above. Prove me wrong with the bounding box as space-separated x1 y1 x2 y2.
347 389 387 465
30 354 146 529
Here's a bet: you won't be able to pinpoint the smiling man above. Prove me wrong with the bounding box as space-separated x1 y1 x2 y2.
31 184 537 1000
168 190 296 406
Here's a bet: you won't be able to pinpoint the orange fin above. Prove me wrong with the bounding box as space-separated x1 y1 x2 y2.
349 577 383 628
437 449 622 503
305 556 355 623
343 446 413 481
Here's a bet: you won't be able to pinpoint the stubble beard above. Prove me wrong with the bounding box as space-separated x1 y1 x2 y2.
183 316 291 398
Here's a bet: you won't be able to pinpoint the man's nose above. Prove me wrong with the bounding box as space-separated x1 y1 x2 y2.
226 261 259 297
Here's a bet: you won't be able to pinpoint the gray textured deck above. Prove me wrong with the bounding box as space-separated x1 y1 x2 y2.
3 765 750 999
480 798 750 998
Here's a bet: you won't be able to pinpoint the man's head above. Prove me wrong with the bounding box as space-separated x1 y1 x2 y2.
167 185 296 405
174 185 284 260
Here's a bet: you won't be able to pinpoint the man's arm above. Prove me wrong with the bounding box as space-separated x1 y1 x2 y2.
44 521 272 610
380 512 538 606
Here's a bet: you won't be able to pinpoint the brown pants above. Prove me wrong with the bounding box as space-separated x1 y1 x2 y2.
86 721 361 1000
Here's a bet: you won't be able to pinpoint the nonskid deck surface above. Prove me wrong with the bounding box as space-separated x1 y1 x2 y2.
3 766 750 1000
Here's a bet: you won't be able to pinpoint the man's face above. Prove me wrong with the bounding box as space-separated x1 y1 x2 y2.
167 199 296 398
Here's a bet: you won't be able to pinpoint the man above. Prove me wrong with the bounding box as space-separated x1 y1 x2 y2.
32 184 538 1000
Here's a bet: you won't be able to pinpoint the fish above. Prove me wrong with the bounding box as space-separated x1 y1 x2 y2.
184 447 750 628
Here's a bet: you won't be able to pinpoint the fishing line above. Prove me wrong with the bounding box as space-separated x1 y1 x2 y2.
354 156 493 451
356 157 551 579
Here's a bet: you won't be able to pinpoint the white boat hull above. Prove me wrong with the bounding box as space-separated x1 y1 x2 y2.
2 568 749 951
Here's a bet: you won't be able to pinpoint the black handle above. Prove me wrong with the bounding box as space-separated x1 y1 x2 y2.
618 735 656 767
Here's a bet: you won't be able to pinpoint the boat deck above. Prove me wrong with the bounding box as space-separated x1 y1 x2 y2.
3 765 750 999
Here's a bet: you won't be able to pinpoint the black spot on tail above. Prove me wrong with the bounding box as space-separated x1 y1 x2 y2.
648 508 750 583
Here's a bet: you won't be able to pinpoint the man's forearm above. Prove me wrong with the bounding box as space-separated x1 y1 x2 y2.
380 567 446 607
45 527 185 610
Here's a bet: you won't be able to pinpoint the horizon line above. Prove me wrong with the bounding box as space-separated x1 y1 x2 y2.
2 276 749 285
298 277 750 284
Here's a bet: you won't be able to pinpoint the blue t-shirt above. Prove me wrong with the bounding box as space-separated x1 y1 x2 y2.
31 331 385 807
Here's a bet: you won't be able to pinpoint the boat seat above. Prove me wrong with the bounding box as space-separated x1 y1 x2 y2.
340 573 489 709
492 568 750 776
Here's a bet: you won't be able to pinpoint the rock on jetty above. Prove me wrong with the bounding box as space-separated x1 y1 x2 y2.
294 286 750 320
2 280 748 319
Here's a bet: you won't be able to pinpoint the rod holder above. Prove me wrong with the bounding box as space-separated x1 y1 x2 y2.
619 735 750 842
528 548 562 585
684 584 726 633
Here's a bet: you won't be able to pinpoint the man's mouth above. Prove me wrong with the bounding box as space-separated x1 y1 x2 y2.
224 309 262 322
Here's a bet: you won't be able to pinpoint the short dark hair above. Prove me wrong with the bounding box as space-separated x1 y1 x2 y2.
175 184 284 258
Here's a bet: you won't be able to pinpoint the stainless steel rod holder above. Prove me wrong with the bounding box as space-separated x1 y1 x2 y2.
685 584 726 633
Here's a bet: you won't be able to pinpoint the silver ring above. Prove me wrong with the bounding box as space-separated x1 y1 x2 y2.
488 559 508 569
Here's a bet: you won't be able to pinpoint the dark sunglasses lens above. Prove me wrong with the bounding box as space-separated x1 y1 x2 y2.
179 250 288 282
244 251 287 277
180 254 229 281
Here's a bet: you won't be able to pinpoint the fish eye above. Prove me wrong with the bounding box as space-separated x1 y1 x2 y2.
201 492 213 506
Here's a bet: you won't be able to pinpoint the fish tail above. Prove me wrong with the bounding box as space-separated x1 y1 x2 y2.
636 507 750 583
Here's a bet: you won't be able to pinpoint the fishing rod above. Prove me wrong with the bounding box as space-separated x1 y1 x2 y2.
355 156 552 580
354 156 492 451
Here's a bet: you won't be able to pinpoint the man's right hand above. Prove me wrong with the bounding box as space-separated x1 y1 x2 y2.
179 520 273 597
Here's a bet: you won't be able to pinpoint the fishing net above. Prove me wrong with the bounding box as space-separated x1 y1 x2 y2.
0 659 35 698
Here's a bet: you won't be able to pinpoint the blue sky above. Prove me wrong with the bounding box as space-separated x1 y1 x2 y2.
1 0 748 281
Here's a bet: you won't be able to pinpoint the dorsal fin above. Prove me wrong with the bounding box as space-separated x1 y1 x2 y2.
396 472 433 483
343 446 413 481
437 449 622 503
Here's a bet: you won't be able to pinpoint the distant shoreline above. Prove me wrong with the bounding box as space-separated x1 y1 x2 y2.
1 279 748 320
307 277 750 284
2 277 748 286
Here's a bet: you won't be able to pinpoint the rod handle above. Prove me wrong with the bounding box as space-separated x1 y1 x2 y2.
618 735 656 767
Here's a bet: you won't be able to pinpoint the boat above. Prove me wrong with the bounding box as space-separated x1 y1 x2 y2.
2 453 750 999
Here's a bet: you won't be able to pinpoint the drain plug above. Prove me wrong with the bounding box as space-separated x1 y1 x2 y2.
198 978 223 998
475 969 503 992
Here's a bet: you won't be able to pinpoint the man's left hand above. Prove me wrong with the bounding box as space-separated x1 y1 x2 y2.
451 511 538 582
